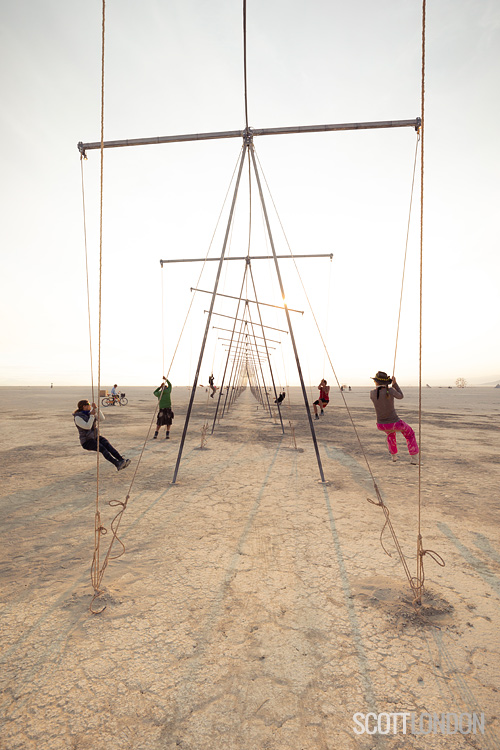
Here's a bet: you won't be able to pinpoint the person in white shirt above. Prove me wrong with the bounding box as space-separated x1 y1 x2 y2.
73 400 130 470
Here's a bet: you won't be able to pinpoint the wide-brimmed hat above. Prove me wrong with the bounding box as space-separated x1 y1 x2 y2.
372 371 392 384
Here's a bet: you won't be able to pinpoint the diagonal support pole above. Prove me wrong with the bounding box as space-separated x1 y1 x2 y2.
247 263 285 433
211 265 253 431
248 143 327 483
171 146 247 484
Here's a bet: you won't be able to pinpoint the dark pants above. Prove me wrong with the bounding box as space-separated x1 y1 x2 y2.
157 407 173 427
82 436 123 467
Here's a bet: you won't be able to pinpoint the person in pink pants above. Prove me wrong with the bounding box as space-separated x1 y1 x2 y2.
369 371 419 464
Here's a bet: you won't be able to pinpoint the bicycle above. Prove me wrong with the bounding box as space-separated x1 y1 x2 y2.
101 392 128 407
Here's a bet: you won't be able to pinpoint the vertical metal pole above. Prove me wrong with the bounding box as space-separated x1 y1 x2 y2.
172 145 247 483
227 299 272 417
212 264 250 430
247 267 285 433
221 308 253 417
233 359 245 406
224 342 244 414
248 144 327 483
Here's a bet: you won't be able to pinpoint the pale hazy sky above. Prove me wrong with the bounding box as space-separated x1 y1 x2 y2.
1 0 499 387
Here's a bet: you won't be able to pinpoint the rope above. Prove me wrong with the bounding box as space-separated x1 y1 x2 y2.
90 395 162 611
88 0 166 613
323 255 333 377
163 147 244 379
79 157 94 406
90 0 106 610
253 149 434 605
90 150 246 602
243 0 249 130
392 131 420 378
416 0 427 601
199 326 220 436
161 266 165 375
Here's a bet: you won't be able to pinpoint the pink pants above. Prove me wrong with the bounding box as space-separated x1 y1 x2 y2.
377 420 419 456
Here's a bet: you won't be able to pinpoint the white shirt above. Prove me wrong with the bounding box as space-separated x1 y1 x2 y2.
74 410 105 430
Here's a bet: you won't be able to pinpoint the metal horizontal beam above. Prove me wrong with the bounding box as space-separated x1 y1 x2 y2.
213 327 281 344
206 311 289 334
192 287 303 314
77 118 420 155
226 355 268 361
160 253 332 265
219 341 275 351
219 338 276 350
224 349 269 357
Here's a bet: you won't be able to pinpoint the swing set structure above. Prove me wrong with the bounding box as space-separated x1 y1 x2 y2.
78 0 444 614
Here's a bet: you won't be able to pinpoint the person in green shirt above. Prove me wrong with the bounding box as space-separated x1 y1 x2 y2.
153 377 173 439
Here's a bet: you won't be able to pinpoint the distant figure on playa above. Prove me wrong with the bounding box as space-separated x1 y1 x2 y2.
274 392 286 405
313 379 330 420
208 374 217 398
153 377 173 439
73 400 130 471
110 383 119 404
370 371 419 464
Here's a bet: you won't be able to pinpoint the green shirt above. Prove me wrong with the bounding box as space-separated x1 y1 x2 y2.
154 380 172 408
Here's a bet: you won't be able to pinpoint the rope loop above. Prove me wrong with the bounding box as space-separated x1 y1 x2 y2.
108 498 126 509
419 547 445 567
89 590 107 615
366 495 392 558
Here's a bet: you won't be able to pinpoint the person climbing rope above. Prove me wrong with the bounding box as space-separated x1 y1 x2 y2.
274 391 286 405
73 400 130 470
153 377 174 439
370 371 419 464
208 374 217 398
313 379 330 419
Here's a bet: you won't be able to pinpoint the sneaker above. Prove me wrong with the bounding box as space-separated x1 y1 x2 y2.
391 454 398 462
320 410 324 417
315 415 320 421
153 432 158 440
165 433 170 439
117 458 131 471
410 456 419 465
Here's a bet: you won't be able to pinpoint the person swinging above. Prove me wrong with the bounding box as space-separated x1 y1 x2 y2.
153 377 174 439
73 400 130 470
208 374 217 398
370 371 419 464
313 379 330 420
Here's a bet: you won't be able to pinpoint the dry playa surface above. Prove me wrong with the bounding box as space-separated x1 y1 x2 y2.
0 384 499 750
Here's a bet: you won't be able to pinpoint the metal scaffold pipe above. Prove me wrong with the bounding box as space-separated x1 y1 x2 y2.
78 118 421 155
